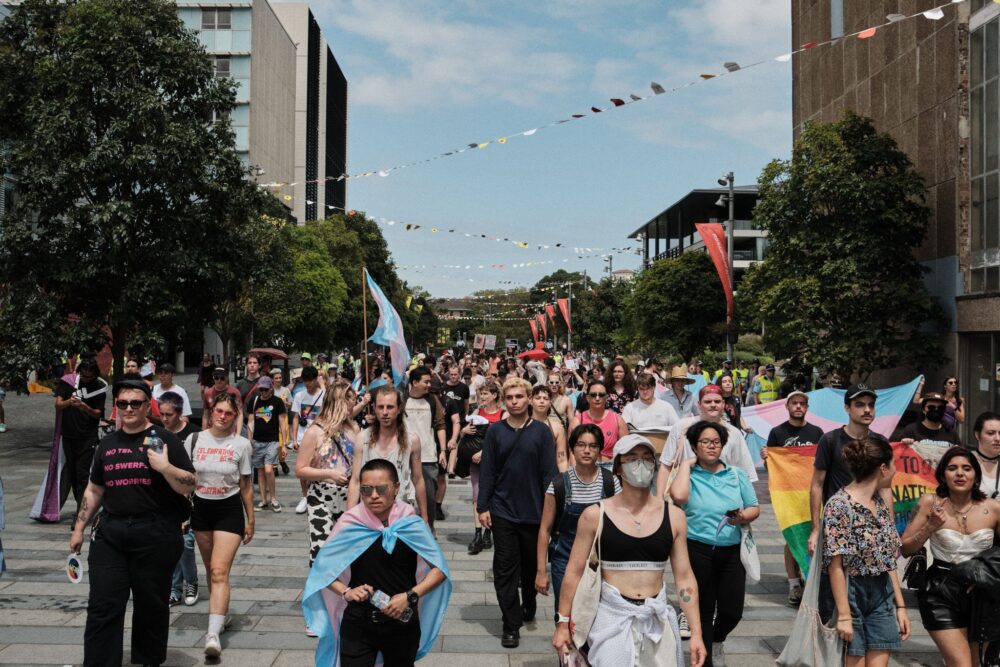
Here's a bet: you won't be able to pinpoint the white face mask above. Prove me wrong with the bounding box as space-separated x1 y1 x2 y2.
621 459 656 488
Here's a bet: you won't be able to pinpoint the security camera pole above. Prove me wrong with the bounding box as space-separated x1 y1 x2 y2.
718 172 735 361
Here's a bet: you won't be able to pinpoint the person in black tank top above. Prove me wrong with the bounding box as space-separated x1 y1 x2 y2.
553 434 707 667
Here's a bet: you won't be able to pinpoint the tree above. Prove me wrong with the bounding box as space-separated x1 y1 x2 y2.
0 0 275 387
738 111 947 381
626 253 727 362
573 277 632 353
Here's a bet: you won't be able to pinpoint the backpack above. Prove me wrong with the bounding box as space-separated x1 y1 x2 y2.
551 468 616 540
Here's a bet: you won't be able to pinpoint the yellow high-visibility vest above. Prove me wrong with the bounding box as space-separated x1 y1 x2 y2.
758 376 780 403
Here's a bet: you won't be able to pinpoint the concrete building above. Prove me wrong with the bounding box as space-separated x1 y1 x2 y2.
628 185 766 282
792 1 1000 418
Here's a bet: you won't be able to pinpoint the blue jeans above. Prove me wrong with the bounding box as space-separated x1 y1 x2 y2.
171 526 197 597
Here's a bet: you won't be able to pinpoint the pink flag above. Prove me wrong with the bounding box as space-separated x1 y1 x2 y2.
694 223 733 322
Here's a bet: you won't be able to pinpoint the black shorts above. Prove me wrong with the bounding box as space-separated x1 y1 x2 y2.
191 494 245 536
917 563 971 631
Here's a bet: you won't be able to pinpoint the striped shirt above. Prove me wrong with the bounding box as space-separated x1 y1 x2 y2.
546 467 622 503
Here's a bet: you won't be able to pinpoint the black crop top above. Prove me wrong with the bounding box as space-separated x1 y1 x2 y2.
599 502 673 569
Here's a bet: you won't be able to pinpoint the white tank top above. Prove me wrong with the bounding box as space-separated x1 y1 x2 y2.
359 429 415 503
928 528 995 564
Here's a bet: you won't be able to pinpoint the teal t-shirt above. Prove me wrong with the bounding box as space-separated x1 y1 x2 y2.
683 463 758 546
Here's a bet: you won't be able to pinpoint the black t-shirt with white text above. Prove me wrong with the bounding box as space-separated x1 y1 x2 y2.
247 394 286 442
90 425 195 523
443 381 470 416
766 421 825 448
55 377 108 439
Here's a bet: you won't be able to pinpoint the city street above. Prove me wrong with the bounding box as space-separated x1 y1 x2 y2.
0 376 943 666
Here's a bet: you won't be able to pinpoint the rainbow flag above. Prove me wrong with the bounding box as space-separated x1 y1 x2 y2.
768 442 940 574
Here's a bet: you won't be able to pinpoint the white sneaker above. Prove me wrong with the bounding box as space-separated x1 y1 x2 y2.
204 632 221 658
295 497 308 514
678 611 691 639
712 642 726 666
0 423 7 433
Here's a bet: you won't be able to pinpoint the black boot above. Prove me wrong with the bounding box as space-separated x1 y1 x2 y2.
435 503 446 521
482 529 493 550
280 461 290 475
467 532 483 555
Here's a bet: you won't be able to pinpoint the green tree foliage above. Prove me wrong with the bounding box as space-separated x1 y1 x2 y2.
574 277 632 353
0 0 277 387
626 253 727 362
738 111 946 381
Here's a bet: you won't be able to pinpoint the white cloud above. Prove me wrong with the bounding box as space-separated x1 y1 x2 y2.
670 0 790 59
310 1 579 110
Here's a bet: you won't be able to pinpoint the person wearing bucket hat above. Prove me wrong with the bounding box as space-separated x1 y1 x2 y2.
657 366 700 420
552 433 706 667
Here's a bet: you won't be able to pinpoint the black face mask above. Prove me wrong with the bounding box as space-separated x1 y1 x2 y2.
925 406 945 423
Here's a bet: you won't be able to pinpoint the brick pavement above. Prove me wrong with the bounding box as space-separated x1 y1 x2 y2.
0 377 945 665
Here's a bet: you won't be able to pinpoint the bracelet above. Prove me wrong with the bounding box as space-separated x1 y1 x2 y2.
837 616 852 621
342 587 350 601
896 606 906 610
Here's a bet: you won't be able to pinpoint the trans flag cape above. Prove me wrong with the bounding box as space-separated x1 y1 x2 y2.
768 442 940 575
302 499 452 666
365 269 411 387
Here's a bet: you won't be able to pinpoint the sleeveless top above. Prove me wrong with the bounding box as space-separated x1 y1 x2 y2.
311 429 354 475
600 502 673 570
579 409 620 459
551 396 570 430
359 429 414 502
928 528 994 564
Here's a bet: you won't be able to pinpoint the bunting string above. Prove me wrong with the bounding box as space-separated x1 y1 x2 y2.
259 0 965 190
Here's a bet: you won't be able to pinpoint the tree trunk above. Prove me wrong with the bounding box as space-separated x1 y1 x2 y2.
110 318 128 382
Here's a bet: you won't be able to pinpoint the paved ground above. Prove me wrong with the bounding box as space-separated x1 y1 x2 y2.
0 375 945 665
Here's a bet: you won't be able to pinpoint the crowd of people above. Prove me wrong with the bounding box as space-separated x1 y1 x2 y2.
42 346 1000 666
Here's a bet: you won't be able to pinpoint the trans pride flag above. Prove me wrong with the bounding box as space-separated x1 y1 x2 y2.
365 269 411 387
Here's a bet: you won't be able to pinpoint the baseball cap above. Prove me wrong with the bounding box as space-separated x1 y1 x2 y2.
919 392 946 406
786 390 809 401
301 352 312 360
317 353 328 360
723 359 733 364
212 366 227 377
765 363 776 371
158 363 176 374
257 376 273 389
612 434 656 458
699 384 723 400
844 382 877 403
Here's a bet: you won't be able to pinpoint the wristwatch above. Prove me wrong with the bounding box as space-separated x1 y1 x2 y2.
556 613 572 625
406 589 419 607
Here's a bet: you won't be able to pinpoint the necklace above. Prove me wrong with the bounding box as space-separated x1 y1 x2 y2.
949 499 976 533
623 503 651 529
976 449 1000 463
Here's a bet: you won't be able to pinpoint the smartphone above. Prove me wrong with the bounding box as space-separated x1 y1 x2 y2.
724 509 740 518
372 589 413 623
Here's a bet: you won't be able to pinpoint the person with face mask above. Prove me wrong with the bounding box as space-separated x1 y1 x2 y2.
894 392 961 447
669 421 760 666
552 433 707 667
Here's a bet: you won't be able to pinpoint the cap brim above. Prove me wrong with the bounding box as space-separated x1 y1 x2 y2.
845 390 877 401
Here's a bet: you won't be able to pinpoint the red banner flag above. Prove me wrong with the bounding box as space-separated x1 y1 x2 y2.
557 298 571 332
536 313 548 339
545 304 557 325
528 319 540 344
694 222 733 322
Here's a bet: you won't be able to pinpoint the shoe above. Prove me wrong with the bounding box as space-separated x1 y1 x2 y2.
184 582 199 606
168 592 181 607
435 505 446 521
204 633 221 658
788 585 803 607
521 602 536 623
501 630 519 648
256 500 267 510
271 500 282 512
467 535 483 555
280 461 290 474
0 423 6 433
306 625 318 637
678 611 691 639
711 642 726 666
296 497 308 514
482 530 493 550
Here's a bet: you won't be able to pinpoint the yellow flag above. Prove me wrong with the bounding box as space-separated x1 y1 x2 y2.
414 304 424 314
406 295 413 309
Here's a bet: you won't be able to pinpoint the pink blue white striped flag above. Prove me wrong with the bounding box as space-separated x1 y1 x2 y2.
365 269 411 386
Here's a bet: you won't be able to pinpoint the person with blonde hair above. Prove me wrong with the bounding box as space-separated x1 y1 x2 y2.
296 380 360 566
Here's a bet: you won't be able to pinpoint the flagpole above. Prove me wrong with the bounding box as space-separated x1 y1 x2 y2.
362 267 370 385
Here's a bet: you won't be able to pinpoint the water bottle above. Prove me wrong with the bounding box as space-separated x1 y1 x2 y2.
148 429 164 454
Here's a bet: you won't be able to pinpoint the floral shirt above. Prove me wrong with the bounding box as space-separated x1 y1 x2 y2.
606 389 637 414
822 488 900 577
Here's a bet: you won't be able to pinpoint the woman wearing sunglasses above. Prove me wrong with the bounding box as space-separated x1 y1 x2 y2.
188 391 255 657
569 380 628 465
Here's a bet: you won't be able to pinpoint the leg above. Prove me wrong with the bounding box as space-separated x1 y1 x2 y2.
205 531 243 616
711 545 746 642
491 516 523 633
194 530 216 597
83 520 131 667
863 650 891 667
256 465 268 504
375 618 421 667
421 464 438 531
845 657 866 667
928 628 975 667
783 544 799 579
338 611 380 667
60 435 79 509
265 463 276 503
517 522 539 618
436 471 447 503
180 527 198 587
127 518 183 666
306 482 337 566
686 540 717 654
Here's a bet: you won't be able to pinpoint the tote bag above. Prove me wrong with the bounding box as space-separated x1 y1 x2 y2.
775 522 845 667
740 525 761 583
570 502 605 648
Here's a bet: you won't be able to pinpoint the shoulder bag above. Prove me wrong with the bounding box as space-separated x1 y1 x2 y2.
570 501 605 648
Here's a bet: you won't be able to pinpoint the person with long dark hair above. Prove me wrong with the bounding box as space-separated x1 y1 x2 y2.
822 435 910 667
971 412 1000 500
942 377 965 429
605 359 638 414
902 446 1000 666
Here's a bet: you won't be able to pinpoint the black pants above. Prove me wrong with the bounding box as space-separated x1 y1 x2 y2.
340 605 421 667
61 434 97 511
687 539 745 663
492 516 539 632
422 463 438 530
84 513 182 667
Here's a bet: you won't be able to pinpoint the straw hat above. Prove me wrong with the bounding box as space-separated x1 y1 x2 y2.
668 366 695 384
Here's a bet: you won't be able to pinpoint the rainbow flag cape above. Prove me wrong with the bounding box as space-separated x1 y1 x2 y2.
768 442 941 574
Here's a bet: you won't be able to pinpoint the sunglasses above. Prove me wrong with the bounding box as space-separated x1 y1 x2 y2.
359 484 393 497
115 399 147 411
547 380 561 385
213 408 237 418
588 392 607 398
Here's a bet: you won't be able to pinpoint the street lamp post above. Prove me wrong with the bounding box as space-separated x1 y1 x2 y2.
718 172 735 362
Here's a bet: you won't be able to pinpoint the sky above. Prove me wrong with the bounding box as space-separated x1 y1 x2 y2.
277 0 793 297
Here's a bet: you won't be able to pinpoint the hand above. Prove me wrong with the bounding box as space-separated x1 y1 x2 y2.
807 528 819 556
729 509 747 525
243 520 254 545
472 451 482 464
896 608 910 640
552 623 574 655
382 592 411 620
927 503 947 530
462 424 476 435
535 571 550 595
343 584 374 603
361 393 371 405
146 446 169 472
447 440 457 452
836 617 853 643
688 635 707 667
479 510 492 529
69 529 84 554
900 437 915 445
438 452 447 467
292 440 300 451
759 447 769 461
329 469 350 486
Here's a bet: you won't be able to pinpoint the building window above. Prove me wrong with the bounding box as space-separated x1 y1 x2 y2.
210 56 230 79
201 8 231 30
830 0 844 38
971 17 1000 293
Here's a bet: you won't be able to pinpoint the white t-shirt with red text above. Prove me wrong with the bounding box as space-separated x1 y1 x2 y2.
188 432 252 500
